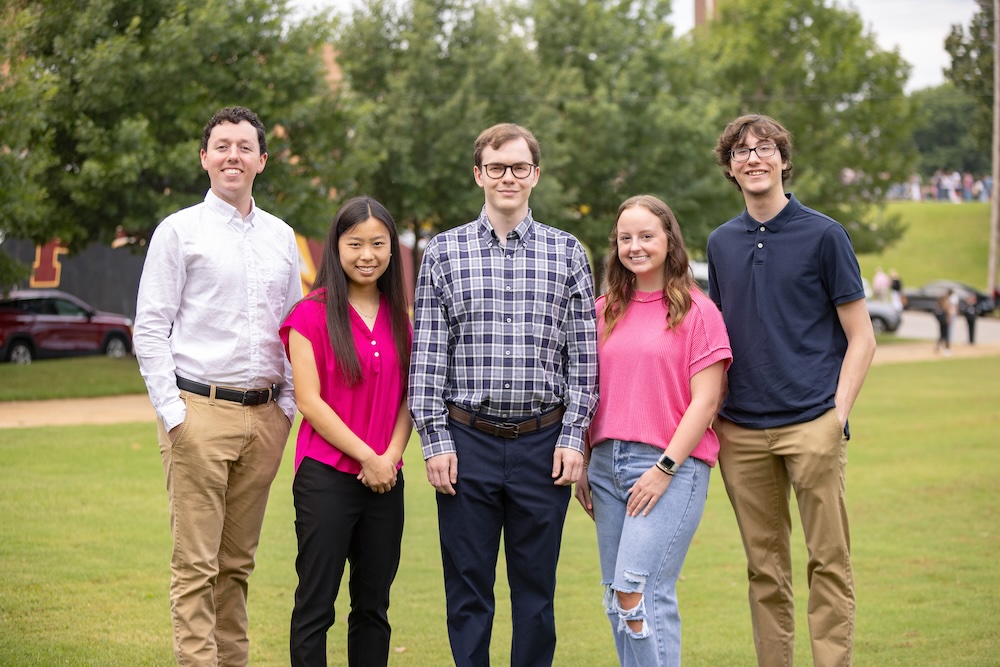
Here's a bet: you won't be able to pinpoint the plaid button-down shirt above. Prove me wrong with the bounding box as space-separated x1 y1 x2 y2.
408 208 599 459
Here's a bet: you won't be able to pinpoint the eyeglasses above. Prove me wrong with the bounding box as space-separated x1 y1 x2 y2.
730 143 778 162
481 163 537 179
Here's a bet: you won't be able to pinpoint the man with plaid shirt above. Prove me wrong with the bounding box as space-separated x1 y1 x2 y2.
409 123 598 667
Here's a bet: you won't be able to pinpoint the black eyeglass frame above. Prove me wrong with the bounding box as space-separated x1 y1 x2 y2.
730 143 778 163
480 163 538 179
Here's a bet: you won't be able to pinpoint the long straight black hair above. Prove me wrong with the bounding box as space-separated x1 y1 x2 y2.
308 196 410 386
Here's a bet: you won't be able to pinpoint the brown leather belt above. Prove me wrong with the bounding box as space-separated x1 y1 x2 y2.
446 403 564 439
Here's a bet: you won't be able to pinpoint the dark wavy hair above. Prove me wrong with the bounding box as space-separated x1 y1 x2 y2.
713 113 793 191
201 106 267 154
601 195 693 341
308 196 410 386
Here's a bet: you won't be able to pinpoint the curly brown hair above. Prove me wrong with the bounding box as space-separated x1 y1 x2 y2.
713 113 793 191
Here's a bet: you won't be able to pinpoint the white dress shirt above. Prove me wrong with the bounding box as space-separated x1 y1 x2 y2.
134 190 302 430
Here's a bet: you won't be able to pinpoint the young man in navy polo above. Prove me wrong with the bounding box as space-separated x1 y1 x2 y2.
707 114 875 667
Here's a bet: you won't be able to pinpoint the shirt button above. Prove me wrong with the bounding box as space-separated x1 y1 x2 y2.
374 352 380 357
757 242 763 248
505 285 512 291
504 383 510 388
506 317 512 323
371 340 377 346
760 226 765 232
505 350 511 355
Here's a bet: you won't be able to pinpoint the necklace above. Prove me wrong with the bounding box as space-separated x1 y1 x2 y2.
349 300 378 319
632 289 662 303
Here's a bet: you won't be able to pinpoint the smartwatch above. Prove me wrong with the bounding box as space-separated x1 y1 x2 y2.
656 453 679 476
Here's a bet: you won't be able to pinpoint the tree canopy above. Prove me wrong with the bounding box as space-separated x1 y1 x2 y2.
0 0 346 285
945 0 993 152
2 0 926 288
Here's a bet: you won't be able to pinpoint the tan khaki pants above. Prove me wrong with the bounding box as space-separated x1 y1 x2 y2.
157 390 289 666
717 409 854 667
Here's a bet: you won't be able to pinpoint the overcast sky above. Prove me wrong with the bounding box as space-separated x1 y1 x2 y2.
288 0 981 92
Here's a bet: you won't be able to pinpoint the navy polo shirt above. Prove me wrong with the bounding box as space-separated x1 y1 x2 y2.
706 194 865 429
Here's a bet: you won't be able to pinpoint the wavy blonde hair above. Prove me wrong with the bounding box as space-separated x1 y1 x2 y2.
601 195 693 341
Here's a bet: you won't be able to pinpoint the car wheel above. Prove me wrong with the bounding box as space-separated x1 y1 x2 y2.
7 341 33 365
104 335 129 359
870 316 887 336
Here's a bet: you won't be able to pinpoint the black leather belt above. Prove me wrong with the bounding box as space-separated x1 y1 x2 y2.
176 376 279 406
446 404 564 439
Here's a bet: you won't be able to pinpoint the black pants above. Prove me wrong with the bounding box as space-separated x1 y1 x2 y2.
965 312 977 344
289 457 404 667
437 418 570 667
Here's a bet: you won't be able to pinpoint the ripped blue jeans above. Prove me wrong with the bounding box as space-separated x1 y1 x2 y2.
588 440 710 667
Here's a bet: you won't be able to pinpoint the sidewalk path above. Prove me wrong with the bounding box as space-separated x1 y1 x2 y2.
1 340 999 429
0 393 156 429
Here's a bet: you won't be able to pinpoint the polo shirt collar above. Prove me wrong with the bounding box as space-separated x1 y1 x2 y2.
740 193 801 233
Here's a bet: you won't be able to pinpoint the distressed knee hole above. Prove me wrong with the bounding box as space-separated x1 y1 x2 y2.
613 584 650 639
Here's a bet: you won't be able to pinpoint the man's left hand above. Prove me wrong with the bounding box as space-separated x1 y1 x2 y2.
552 448 584 486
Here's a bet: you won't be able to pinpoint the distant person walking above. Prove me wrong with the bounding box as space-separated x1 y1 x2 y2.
934 290 957 355
960 293 978 345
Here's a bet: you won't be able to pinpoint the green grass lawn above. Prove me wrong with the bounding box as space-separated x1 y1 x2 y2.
0 356 146 402
1 357 998 666
858 201 994 293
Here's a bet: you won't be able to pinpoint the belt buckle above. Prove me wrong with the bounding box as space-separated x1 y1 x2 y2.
241 391 256 406
497 422 520 439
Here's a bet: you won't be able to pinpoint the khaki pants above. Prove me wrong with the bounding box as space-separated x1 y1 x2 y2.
717 409 854 667
157 391 289 666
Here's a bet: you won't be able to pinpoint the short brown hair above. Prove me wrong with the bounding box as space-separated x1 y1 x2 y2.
713 114 793 190
473 123 540 167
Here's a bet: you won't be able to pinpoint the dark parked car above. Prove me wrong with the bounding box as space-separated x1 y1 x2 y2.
689 262 900 334
0 289 133 364
903 280 996 316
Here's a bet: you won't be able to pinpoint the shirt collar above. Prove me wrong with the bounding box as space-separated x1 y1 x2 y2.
740 193 800 233
476 207 536 247
204 189 258 227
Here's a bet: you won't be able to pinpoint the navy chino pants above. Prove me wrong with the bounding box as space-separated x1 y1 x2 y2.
437 418 570 667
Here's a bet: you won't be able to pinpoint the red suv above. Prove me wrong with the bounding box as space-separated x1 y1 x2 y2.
0 289 134 364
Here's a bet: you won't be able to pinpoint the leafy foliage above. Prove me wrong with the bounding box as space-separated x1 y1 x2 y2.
1 0 929 288
944 0 993 151
0 0 345 268
910 84 990 177
692 0 916 254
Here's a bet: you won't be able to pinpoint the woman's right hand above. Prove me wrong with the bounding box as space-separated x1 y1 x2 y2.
574 469 595 521
358 453 397 493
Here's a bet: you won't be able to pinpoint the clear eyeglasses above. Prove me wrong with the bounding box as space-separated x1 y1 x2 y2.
730 143 777 162
481 163 537 179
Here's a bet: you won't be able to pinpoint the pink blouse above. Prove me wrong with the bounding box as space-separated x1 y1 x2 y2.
588 288 732 466
280 290 410 475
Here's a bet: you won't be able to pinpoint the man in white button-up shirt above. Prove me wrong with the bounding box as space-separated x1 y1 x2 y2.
134 106 301 666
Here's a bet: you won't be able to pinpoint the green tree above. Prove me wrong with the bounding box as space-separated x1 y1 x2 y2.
944 0 993 152
911 83 989 178
335 0 544 241
693 0 916 254
525 0 726 256
0 0 347 287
